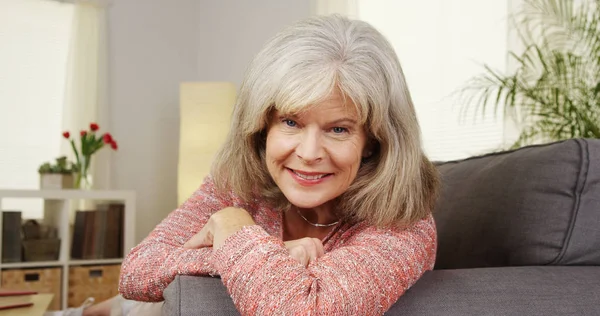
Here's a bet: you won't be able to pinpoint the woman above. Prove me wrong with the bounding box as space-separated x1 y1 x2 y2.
75 13 439 316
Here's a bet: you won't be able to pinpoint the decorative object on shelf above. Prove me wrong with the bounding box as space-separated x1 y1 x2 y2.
458 0 600 148
38 156 76 189
21 220 60 262
63 123 118 190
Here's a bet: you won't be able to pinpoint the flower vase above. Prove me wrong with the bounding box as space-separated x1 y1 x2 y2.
75 155 93 190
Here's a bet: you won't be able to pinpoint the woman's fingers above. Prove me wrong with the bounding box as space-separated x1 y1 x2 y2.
288 245 309 267
182 207 255 250
310 238 325 258
284 237 325 266
183 224 213 249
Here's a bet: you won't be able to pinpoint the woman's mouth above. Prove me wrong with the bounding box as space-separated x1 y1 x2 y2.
286 168 332 184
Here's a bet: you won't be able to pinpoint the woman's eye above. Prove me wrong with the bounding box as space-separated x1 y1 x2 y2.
332 127 348 134
283 119 297 127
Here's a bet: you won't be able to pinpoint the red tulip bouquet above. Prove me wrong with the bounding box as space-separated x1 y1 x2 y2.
63 123 118 189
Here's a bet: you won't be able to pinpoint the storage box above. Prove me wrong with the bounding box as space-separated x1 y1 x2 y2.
68 264 120 307
1 267 62 310
22 239 60 262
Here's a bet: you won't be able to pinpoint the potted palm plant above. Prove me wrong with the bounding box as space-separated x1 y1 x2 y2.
459 0 599 148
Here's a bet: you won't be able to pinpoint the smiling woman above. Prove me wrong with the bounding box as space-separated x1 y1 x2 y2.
112 14 440 316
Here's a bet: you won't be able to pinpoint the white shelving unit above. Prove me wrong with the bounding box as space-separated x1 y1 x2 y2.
0 189 136 309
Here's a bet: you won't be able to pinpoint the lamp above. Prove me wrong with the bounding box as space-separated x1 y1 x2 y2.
178 82 236 206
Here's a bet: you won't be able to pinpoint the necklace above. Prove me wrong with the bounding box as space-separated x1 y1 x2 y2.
295 208 340 227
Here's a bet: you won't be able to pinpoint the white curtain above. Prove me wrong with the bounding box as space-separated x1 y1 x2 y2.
61 0 111 189
0 0 74 218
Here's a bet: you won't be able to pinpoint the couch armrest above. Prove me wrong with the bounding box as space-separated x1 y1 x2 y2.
163 275 237 316
163 266 600 316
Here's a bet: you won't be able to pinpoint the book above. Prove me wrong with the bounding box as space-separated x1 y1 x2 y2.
93 209 107 259
71 210 98 260
0 289 37 296
1 211 22 263
0 289 36 310
98 203 125 259
82 210 97 260
0 301 33 310
70 210 86 259
71 204 124 260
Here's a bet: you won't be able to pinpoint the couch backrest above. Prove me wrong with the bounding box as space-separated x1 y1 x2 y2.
433 138 600 269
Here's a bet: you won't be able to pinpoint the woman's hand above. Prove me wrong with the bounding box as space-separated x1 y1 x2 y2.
183 207 255 250
183 207 324 266
284 238 325 267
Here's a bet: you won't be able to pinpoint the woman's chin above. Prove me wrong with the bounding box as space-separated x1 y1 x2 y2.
285 195 327 210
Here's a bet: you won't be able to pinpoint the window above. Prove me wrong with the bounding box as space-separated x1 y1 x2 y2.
357 0 508 161
0 0 74 218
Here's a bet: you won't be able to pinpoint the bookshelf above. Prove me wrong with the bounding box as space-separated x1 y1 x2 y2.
0 189 136 309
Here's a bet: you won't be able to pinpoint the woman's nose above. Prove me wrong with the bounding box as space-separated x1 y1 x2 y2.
295 130 324 164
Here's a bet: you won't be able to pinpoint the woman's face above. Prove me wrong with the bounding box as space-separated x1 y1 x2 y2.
266 90 369 211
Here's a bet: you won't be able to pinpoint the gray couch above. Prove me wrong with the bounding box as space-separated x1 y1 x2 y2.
163 138 600 315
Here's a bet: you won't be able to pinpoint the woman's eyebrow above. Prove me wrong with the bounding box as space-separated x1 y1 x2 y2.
275 111 298 118
328 118 358 125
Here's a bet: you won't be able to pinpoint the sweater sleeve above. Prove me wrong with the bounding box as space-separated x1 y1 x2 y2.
119 177 237 302
211 215 436 316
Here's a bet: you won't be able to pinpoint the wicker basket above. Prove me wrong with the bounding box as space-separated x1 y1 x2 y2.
22 239 61 262
1 267 62 310
68 264 121 307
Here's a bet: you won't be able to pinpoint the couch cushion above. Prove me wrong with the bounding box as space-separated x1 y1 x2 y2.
433 138 600 269
388 266 600 315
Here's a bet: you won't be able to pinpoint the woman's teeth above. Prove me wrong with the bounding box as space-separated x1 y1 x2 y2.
293 171 327 180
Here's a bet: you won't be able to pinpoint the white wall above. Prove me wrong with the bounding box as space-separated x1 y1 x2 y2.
108 0 200 243
196 0 311 86
108 0 311 243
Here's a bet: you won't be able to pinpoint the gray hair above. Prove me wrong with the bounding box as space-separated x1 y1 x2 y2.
212 14 439 227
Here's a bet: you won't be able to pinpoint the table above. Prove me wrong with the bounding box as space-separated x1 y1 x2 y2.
0 294 53 316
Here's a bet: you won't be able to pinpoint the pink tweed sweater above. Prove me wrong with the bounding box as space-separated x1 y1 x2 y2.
119 177 437 315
